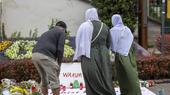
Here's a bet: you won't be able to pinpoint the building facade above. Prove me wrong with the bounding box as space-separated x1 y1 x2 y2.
2 0 92 37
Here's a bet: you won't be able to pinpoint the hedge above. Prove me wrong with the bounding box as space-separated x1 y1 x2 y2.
137 55 170 80
0 59 40 82
1 55 170 82
91 0 137 29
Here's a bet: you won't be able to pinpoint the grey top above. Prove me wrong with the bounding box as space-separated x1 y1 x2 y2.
33 26 65 63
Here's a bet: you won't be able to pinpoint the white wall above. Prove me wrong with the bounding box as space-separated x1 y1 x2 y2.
2 0 92 37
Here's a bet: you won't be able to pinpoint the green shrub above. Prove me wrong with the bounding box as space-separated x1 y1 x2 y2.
11 31 21 40
91 0 137 29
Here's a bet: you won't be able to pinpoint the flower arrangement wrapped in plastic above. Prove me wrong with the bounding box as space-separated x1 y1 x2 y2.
0 40 12 52
63 39 74 62
0 78 41 95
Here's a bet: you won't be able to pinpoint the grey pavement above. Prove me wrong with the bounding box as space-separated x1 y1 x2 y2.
148 83 170 95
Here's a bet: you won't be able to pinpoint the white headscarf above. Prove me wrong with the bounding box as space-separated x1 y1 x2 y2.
73 8 99 61
110 14 133 56
85 8 99 21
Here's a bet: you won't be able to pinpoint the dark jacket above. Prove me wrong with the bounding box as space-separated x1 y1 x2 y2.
33 26 65 64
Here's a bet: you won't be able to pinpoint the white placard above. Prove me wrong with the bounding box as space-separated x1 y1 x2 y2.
59 63 85 88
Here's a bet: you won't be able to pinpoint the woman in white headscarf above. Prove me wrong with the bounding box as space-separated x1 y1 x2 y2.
73 8 116 95
110 14 142 95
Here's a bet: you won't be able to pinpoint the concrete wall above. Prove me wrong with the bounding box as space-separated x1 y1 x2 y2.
2 0 92 37
0 0 2 36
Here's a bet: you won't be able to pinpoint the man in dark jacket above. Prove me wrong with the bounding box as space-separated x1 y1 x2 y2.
32 21 67 95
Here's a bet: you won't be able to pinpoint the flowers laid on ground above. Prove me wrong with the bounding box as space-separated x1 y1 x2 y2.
140 80 155 87
5 40 37 60
64 40 74 58
0 78 86 95
0 79 40 95
0 41 12 52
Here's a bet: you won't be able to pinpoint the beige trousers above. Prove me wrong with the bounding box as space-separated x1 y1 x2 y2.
32 52 60 89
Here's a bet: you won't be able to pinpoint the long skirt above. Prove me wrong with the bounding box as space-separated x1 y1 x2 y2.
81 47 116 95
115 48 141 95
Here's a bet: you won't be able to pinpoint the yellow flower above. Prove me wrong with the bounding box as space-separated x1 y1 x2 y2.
0 41 12 52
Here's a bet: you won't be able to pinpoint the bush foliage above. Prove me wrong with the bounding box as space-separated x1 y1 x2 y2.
1 55 170 82
0 59 40 82
90 0 137 29
137 55 170 80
